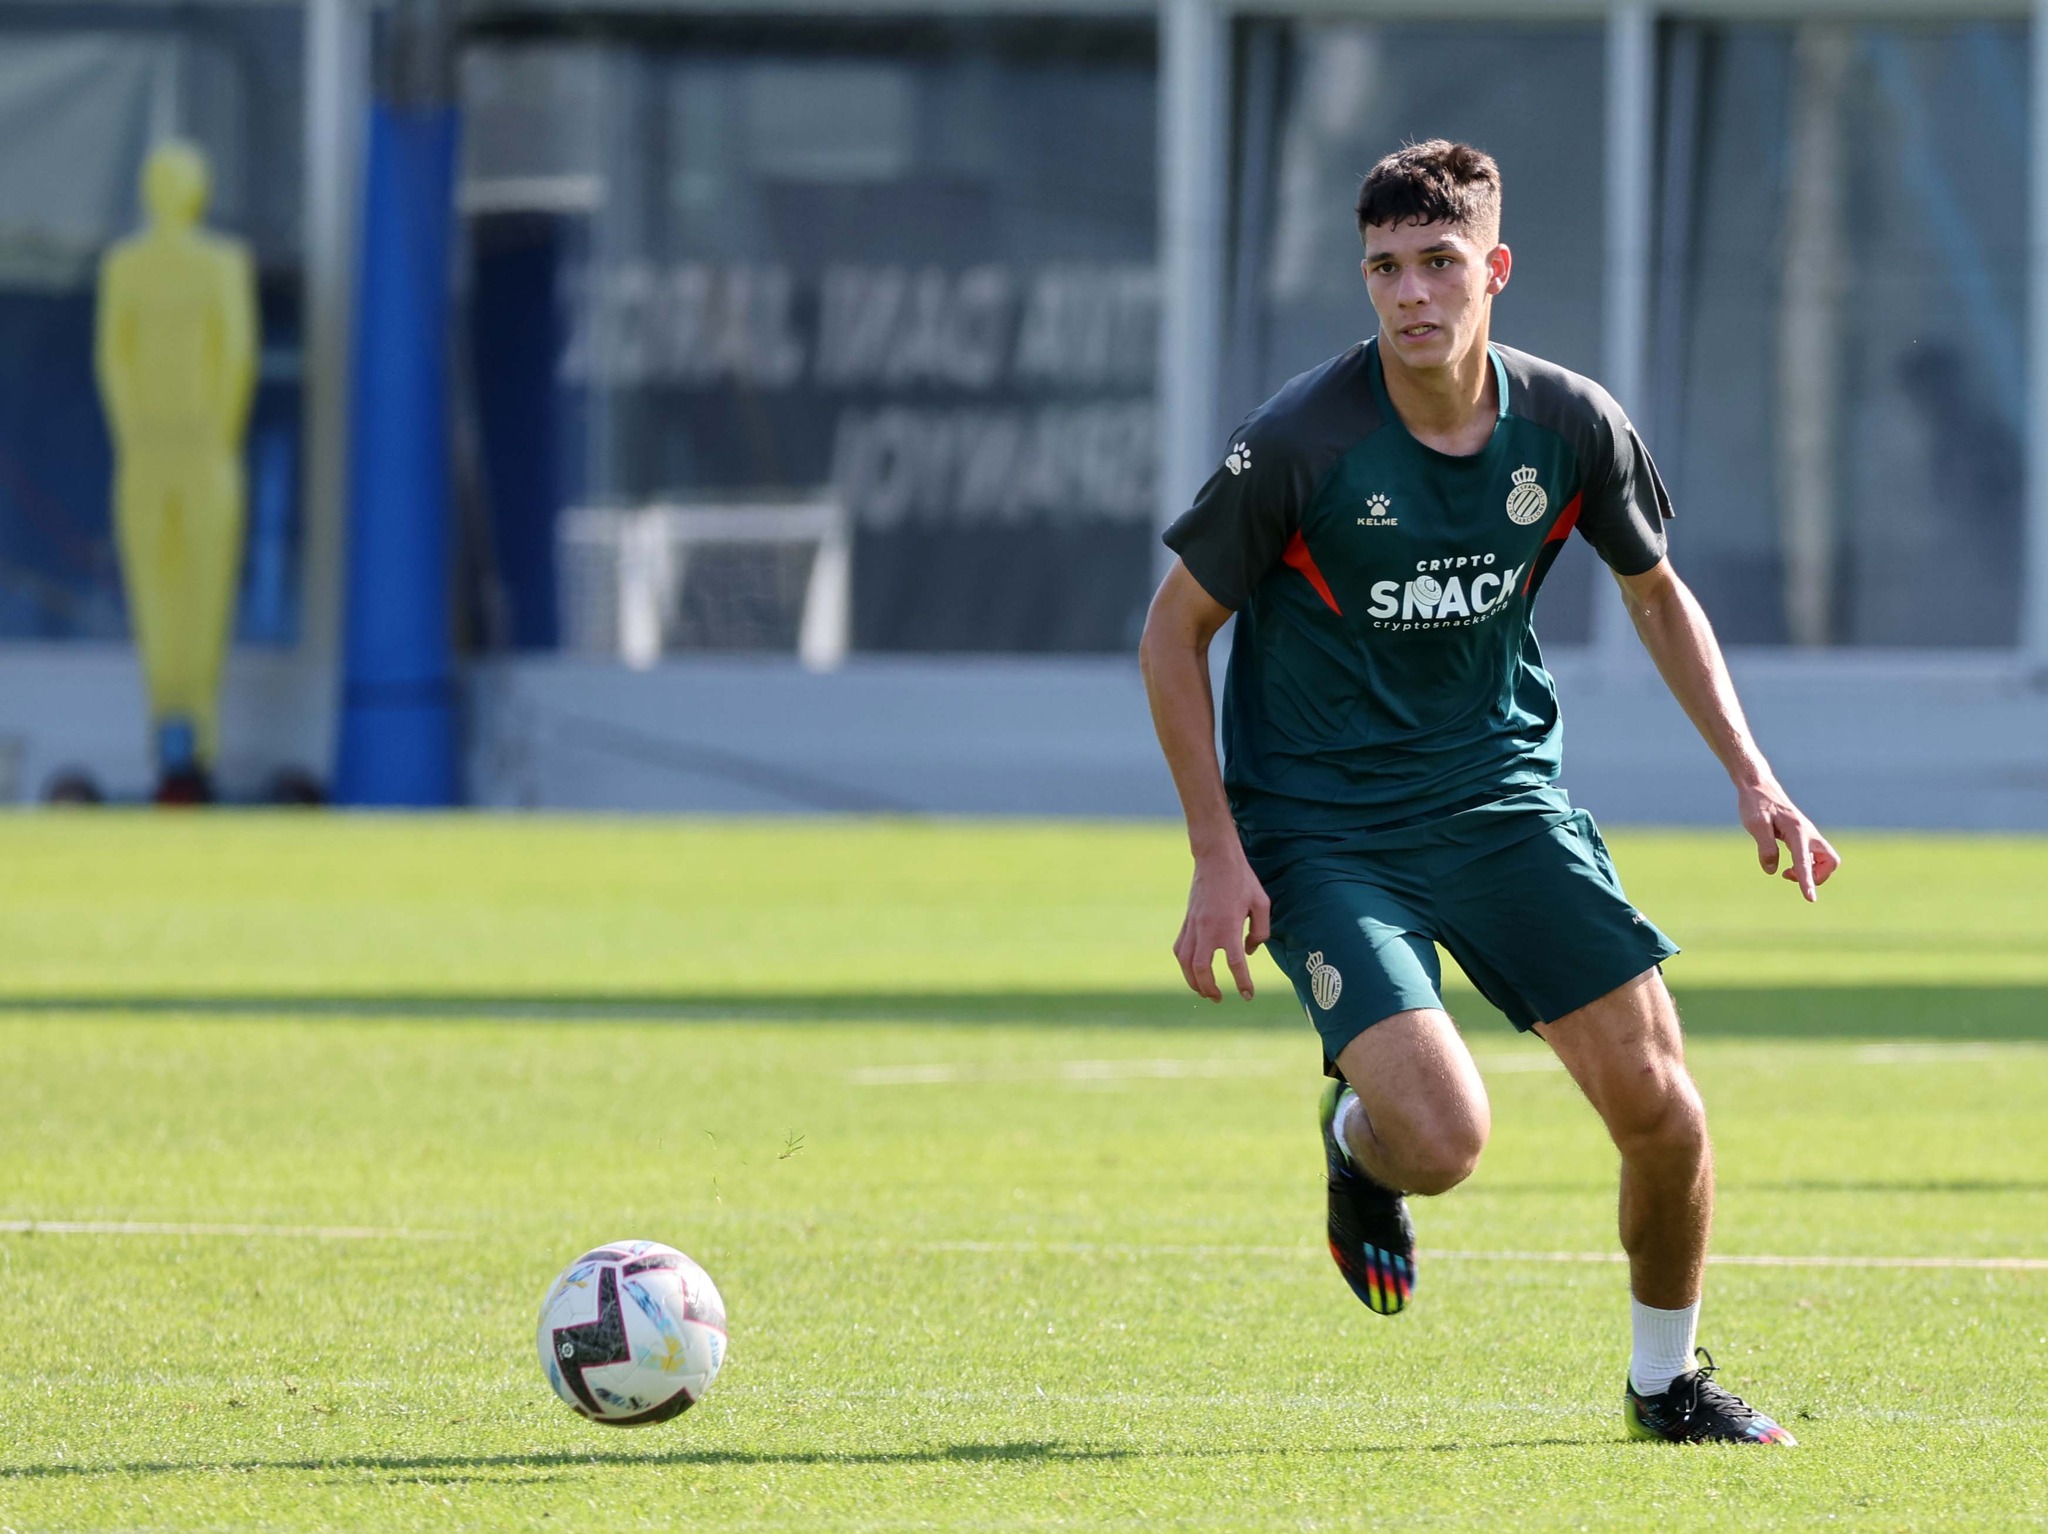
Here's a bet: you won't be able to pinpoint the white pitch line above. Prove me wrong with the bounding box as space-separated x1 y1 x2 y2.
919 1240 2048 1273
1851 1042 2048 1064
849 1055 1559 1086
0 1220 455 1240
849 1059 1289 1086
928 1239 1326 1260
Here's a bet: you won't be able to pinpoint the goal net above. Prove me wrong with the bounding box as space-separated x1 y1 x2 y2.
557 497 851 671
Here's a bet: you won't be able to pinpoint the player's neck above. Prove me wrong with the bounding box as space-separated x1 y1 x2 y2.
1377 327 1497 458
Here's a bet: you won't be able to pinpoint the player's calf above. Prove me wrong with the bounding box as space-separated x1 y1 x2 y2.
1539 973 1713 1300
1319 1010 1491 1316
1319 1079 1418 1316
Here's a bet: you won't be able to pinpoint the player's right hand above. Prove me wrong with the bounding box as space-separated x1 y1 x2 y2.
1175 849 1273 1002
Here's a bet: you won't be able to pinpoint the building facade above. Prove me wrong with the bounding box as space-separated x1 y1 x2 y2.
0 0 2044 822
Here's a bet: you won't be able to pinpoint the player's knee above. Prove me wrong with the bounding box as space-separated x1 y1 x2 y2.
1402 1114 1488 1196
1404 1145 1482 1197
1604 1065 1706 1163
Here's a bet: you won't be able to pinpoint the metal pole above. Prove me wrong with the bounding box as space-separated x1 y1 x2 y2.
1598 1 1654 665
2027 0 2048 669
334 0 463 804
1156 0 1226 570
1777 25 1851 651
302 0 367 769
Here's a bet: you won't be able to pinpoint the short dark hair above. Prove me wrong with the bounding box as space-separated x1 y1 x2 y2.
1355 139 1502 246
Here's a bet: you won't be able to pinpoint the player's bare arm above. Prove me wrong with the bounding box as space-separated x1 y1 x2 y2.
1138 560 1271 1003
1614 558 1842 901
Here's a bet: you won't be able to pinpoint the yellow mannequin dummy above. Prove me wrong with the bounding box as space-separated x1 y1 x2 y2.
94 141 258 798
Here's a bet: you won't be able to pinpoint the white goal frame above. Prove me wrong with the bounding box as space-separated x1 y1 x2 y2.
557 497 852 672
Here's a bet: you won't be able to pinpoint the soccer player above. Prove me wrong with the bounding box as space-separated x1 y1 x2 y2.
1139 140 1837 1445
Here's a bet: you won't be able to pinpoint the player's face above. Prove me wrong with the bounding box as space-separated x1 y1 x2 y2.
1360 222 1511 371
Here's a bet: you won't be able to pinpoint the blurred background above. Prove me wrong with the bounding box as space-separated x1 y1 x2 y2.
0 0 2044 826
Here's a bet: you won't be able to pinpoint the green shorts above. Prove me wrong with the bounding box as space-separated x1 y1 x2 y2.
1252 800 1678 1066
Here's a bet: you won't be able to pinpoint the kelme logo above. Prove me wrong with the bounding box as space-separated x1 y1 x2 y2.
1225 442 1251 476
1357 492 1397 528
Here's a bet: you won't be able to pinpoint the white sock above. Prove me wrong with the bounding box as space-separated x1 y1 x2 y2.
1331 1089 1364 1164
1629 1297 1701 1395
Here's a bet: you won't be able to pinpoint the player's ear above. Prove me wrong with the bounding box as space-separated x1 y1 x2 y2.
1485 244 1512 296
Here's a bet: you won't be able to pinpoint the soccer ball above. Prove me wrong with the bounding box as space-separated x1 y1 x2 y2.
536 1240 728 1425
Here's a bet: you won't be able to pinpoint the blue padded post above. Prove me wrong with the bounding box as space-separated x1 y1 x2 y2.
333 101 459 805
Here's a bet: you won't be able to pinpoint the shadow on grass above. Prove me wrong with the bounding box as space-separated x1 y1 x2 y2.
0 1443 1127 1480
0 991 1287 1029
1670 987 2048 1043
0 1436 1604 1481
0 985 2040 1040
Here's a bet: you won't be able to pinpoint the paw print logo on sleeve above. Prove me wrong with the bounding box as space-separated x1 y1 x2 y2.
1225 442 1252 476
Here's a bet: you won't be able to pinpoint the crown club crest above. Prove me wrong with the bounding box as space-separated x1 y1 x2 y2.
1306 950 1342 1011
1505 464 1548 526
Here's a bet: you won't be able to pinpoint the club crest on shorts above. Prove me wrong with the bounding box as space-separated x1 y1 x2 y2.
1306 950 1342 1011
1505 464 1548 525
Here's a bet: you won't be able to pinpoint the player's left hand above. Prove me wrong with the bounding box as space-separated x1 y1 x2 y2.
1737 777 1841 902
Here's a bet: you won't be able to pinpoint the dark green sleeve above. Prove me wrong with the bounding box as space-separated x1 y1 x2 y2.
1577 418 1673 577
1161 423 1313 612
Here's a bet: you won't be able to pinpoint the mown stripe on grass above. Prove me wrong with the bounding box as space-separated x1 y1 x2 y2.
848 1055 1561 1085
5 1224 2038 1272
921 1241 2048 1272
849 1043 2048 1085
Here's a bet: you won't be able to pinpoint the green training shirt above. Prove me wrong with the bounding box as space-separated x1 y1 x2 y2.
1162 338 1672 855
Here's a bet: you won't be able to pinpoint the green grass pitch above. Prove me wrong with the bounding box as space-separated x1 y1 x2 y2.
0 814 2043 1531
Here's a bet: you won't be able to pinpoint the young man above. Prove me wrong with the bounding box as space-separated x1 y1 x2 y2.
1139 140 1838 1444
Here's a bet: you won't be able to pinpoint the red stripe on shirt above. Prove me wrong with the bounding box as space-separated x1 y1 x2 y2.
1282 531 1342 615
1522 491 1583 594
